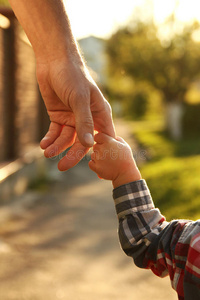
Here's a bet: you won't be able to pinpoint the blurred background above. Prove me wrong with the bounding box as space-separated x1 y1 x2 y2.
0 0 200 299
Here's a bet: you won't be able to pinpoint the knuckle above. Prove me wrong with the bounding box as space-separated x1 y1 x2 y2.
106 101 112 113
91 152 95 160
94 150 100 160
101 98 112 115
83 116 93 125
93 144 100 152
93 144 97 151
76 116 93 127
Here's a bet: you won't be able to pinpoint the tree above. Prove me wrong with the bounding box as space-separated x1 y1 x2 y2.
0 0 10 6
106 19 200 139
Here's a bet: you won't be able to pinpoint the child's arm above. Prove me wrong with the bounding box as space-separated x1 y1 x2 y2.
89 133 200 299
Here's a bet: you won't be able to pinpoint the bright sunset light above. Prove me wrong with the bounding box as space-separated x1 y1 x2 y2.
64 0 200 39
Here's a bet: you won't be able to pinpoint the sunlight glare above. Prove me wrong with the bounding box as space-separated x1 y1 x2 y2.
64 0 200 39
65 0 145 38
153 0 176 23
176 0 200 22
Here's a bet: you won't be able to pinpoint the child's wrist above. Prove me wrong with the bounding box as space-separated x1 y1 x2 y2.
112 169 142 189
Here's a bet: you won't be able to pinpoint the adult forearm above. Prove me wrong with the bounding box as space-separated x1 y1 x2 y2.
8 0 81 63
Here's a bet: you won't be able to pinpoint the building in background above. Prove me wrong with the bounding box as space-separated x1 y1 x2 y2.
78 35 108 86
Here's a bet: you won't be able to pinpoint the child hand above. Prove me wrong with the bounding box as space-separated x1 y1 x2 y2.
89 133 141 188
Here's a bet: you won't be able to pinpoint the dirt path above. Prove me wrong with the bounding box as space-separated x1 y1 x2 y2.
0 119 177 300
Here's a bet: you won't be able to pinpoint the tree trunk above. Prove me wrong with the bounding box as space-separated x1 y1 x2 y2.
165 102 184 141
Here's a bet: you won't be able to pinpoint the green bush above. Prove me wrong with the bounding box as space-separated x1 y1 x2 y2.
0 0 10 6
131 120 200 220
128 92 148 119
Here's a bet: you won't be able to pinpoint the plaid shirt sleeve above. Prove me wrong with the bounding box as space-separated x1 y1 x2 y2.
113 179 200 300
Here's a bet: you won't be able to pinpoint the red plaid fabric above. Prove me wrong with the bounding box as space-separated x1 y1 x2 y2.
113 179 200 300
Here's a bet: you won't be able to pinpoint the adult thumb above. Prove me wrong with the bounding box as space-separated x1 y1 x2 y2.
74 99 94 147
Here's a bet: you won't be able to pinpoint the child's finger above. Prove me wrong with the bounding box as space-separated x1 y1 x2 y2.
94 132 112 144
88 160 103 179
88 159 96 172
116 136 126 144
90 152 96 161
116 136 131 149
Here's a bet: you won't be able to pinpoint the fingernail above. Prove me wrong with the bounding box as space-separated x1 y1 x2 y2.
42 136 50 141
84 133 94 146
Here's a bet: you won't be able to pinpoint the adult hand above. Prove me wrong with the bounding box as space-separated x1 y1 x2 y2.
8 0 115 171
37 58 115 171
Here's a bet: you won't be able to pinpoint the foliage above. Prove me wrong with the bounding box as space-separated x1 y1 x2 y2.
106 19 200 104
132 120 200 220
0 0 10 6
185 83 200 104
104 74 162 120
128 92 148 119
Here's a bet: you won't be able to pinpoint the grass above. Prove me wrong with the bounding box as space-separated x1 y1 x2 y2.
131 119 200 221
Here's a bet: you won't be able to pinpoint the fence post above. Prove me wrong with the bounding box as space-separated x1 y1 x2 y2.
1 15 16 160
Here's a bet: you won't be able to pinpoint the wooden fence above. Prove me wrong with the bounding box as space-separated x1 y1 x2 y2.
0 7 49 164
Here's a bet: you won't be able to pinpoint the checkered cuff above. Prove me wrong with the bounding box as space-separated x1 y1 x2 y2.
113 180 154 219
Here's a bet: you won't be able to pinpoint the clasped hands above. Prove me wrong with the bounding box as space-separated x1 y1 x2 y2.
38 59 115 171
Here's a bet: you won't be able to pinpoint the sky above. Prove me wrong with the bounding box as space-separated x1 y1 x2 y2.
64 0 200 39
